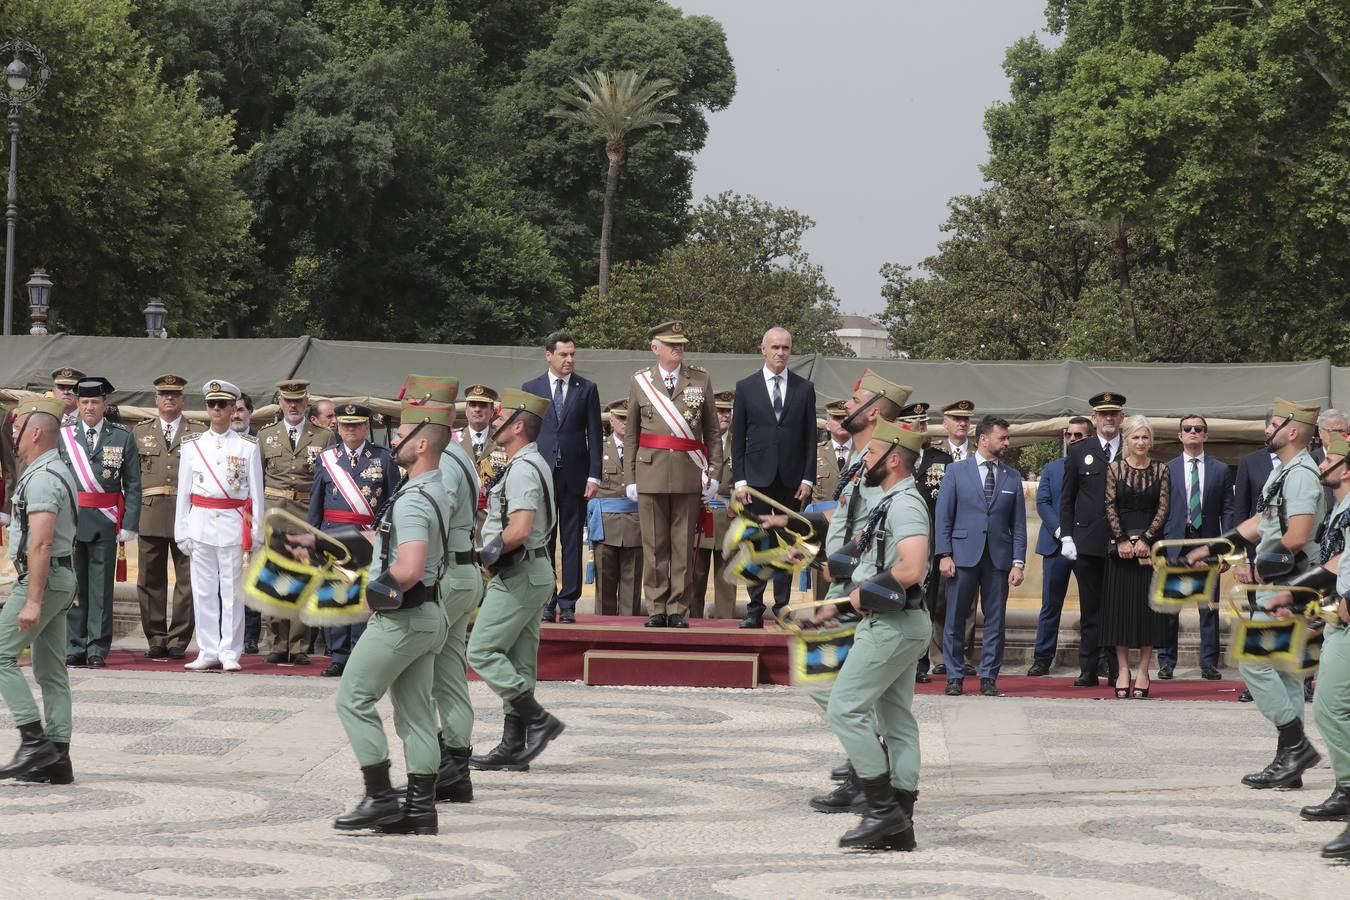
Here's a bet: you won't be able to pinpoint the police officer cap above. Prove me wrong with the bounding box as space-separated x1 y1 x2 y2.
76 377 115 398
1089 392 1126 412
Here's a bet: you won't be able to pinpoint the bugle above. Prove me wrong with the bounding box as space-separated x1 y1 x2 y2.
1147 537 1241 615
1227 586 1330 677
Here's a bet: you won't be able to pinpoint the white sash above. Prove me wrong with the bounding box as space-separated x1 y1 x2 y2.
320 446 374 520
636 370 708 470
60 425 119 523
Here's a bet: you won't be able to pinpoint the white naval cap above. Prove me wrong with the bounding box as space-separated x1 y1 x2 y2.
202 379 242 402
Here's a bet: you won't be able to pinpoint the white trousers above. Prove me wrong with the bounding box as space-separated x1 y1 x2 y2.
189 543 245 663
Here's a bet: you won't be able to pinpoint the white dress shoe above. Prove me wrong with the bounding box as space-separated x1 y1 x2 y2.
221 659 241 672
184 656 220 670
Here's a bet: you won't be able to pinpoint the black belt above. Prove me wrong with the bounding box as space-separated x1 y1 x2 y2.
52 555 73 568
452 550 478 565
395 581 440 610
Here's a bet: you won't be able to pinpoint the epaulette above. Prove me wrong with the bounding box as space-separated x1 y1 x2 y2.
258 421 281 434
182 433 201 443
688 364 707 373
239 432 258 444
108 421 131 434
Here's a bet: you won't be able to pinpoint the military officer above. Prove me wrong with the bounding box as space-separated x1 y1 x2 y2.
826 418 932 850
307 403 400 677
51 367 83 427
458 384 499 542
58 377 140 667
624 321 724 629
903 402 955 683
691 390 736 619
323 385 453 835
941 400 974 460
808 400 852 603
258 378 334 664
0 396 80 783
590 400 644 616
134 374 204 660
468 389 566 772
175 380 264 671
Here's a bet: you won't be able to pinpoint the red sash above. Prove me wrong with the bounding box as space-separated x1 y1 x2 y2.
77 490 126 529
638 433 709 455
323 509 374 527
191 494 251 549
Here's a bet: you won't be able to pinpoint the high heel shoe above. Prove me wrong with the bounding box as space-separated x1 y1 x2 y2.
1114 670 1132 699
1131 676 1151 699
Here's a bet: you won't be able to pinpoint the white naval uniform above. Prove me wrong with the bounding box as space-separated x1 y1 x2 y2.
174 427 264 664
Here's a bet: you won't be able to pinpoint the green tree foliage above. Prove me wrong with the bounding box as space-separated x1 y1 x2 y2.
0 0 254 336
884 0 1350 363
568 192 849 355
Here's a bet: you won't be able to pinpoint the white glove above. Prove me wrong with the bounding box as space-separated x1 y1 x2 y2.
177 540 194 557
625 484 638 503
703 478 720 501
1053 527 1061 540
0 512 9 527
117 529 136 543
1060 536 1077 562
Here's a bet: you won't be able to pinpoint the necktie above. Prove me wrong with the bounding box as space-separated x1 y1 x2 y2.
771 375 783 421
664 373 676 395
616 442 623 466
836 447 846 471
953 445 963 461
553 378 564 422
86 427 97 453
1104 441 1114 463
288 426 298 449
1188 458 1202 529
983 461 995 507
164 424 173 445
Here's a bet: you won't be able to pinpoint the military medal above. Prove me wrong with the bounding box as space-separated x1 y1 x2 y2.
926 463 946 489
305 446 320 470
226 455 247 491
361 463 382 481
682 386 704 423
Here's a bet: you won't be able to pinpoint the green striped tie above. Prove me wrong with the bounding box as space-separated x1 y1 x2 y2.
1188 458 1202 530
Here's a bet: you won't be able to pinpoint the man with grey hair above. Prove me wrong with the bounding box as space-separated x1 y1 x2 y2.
1318 409 1349 460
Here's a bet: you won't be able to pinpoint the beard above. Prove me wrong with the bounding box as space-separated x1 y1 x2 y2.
863 457 890 487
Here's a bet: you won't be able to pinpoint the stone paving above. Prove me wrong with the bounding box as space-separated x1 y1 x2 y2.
1 668 1347 898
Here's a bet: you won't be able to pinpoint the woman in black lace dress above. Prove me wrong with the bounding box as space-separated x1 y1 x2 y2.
1101 415 1171 698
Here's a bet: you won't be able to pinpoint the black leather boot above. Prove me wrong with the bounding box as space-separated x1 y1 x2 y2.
436 746 473 803
0 722 61 780
333 760 403 830
1323 822 1350 860
839 775 911 848
14 740 73 785
510 690 566 765
810 764 865 814
469 715 529 771
1241 719 1320 789
376 773 438 835
830 759 851 781
1301 784 1350 821
869 788 919 851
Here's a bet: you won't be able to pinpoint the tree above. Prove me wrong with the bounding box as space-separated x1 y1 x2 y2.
549 68 677 299
568 192 849 355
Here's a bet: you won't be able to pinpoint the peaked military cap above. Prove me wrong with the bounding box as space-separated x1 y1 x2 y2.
463 384 498 404
51 366 85 387
824 399 849 418
153 373 188 393
857 370 912 407
335 403 372 424
203 379 241 402
275 379 311 400
713 390 734 410
76 376 115 398
648 320 688 344
499 388 550 420
1088 392 1125 412
897 401 930 425
941 399 975 418
872 418 925 453
605 399 629 418
1273 396 1319 426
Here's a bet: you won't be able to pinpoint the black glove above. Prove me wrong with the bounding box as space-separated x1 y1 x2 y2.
827 538 863 582
364 568 404 611
1253 543 1298 582
317 525 373 569
857 570 914 614
1213 528 1256 556
480 536 504 570
1283 562 1337 596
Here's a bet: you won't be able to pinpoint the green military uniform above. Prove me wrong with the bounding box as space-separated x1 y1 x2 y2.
1319 490 1350 793
592 403 643 616
826 420 932 794
691 405 735 619
258 379 335 659
459 384 499 543
59 378 141 663
133 375 204 656
1 401 79 754
824 446 885 601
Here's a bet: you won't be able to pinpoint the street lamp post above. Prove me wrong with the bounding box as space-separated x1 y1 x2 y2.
26 267 51 335
2 39 51 336
143 297 167 338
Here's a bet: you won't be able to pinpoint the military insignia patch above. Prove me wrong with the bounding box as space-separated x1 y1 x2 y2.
1084 454 1094 466
266 433 278 447
102 446 124 469
140 434 156 449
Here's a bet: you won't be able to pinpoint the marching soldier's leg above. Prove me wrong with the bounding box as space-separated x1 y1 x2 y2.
502 559 553 703
1311 626 1350 855
1238 613 1319 790
137 535 170 652
468 570 542 713
387 604 447 777
31 571 78 745
67 541 92 660
638 493 673 615
594 543 619 616
334 612 409 831
166 539 195 656
435 569 485 749
87 536 116 661
869 611 929 851
667 493 701 619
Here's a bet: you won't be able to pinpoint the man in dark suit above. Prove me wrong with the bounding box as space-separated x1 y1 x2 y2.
1027 417 1092 675
1060 391 1125 687
934 415 1027 696
1158 413 1235 681
731 327 817 627
525 331 603 624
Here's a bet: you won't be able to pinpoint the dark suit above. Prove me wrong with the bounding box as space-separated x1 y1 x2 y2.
934 455 1027 678
730 368 817 612
524 372 602 613
913 447 968 673
1159 453 1235 670
1234 448 1275 521
1060 435 1121 677
1032 456 1074 664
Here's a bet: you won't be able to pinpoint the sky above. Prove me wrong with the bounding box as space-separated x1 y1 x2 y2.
677 0 1050 316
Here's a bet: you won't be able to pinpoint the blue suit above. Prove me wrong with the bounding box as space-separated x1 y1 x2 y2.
1032 457 1075 665
1159 453 1234 671
934 455 1028 678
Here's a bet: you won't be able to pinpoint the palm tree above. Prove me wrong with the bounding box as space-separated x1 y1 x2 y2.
551 69 679 299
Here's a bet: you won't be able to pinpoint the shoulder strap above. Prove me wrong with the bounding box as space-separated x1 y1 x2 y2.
378 483 451 581
496 455 557 539
440 447 478 517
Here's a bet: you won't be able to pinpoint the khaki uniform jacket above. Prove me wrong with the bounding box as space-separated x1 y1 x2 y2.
596 434 641 547
461 427 500 539
624 364 723 494
58 420 142 541
257 420 335 518
813 439 852 503
134 417 206 538
699 432 734 551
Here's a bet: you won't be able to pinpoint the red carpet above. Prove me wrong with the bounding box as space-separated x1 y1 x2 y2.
915 674 1249 701
49 649 334 677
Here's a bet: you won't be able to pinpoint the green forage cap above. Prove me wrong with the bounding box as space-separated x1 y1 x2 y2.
857 369 912 407
401 374 459 405
872 417 925 453
499 388 550 419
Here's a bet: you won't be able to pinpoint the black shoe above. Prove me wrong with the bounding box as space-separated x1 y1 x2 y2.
738 609 765 629
14 740 73 785
0 722 63 780
65 653 86 667
86 656 106 668
321 662 344 677
144 646 169 660
1157 665 1174 680
1323 822 1350 860
376 773 438 835
667 614 689 629
291 653 311 666
168 649 187 660
265 652 287 664
1026 659 1051 677
1301 785 1350 821
874 788 918 852
1305 678 1316 703
243 640 259 655
1238 688 1254 702
980 678 998 697
510 690 565 766
559 609 576 624
1073 672 1099 687
839 775 911 848
931 664 947 676
915 670 931 684
810 765 865 814
945 679 963 697
541 608 558 624
830 759 852 781
333 760 404 830
437 745 474 803
644 614 668 628
470 715 530 772
1241 720 1321 789
1201 666 1222 681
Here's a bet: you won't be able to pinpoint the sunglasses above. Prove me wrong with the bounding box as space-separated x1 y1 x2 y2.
1064 431 1089 440
1181 425 1207 434
205 399 232 409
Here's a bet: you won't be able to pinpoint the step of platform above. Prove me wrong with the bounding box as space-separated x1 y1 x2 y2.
583 650 760 688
